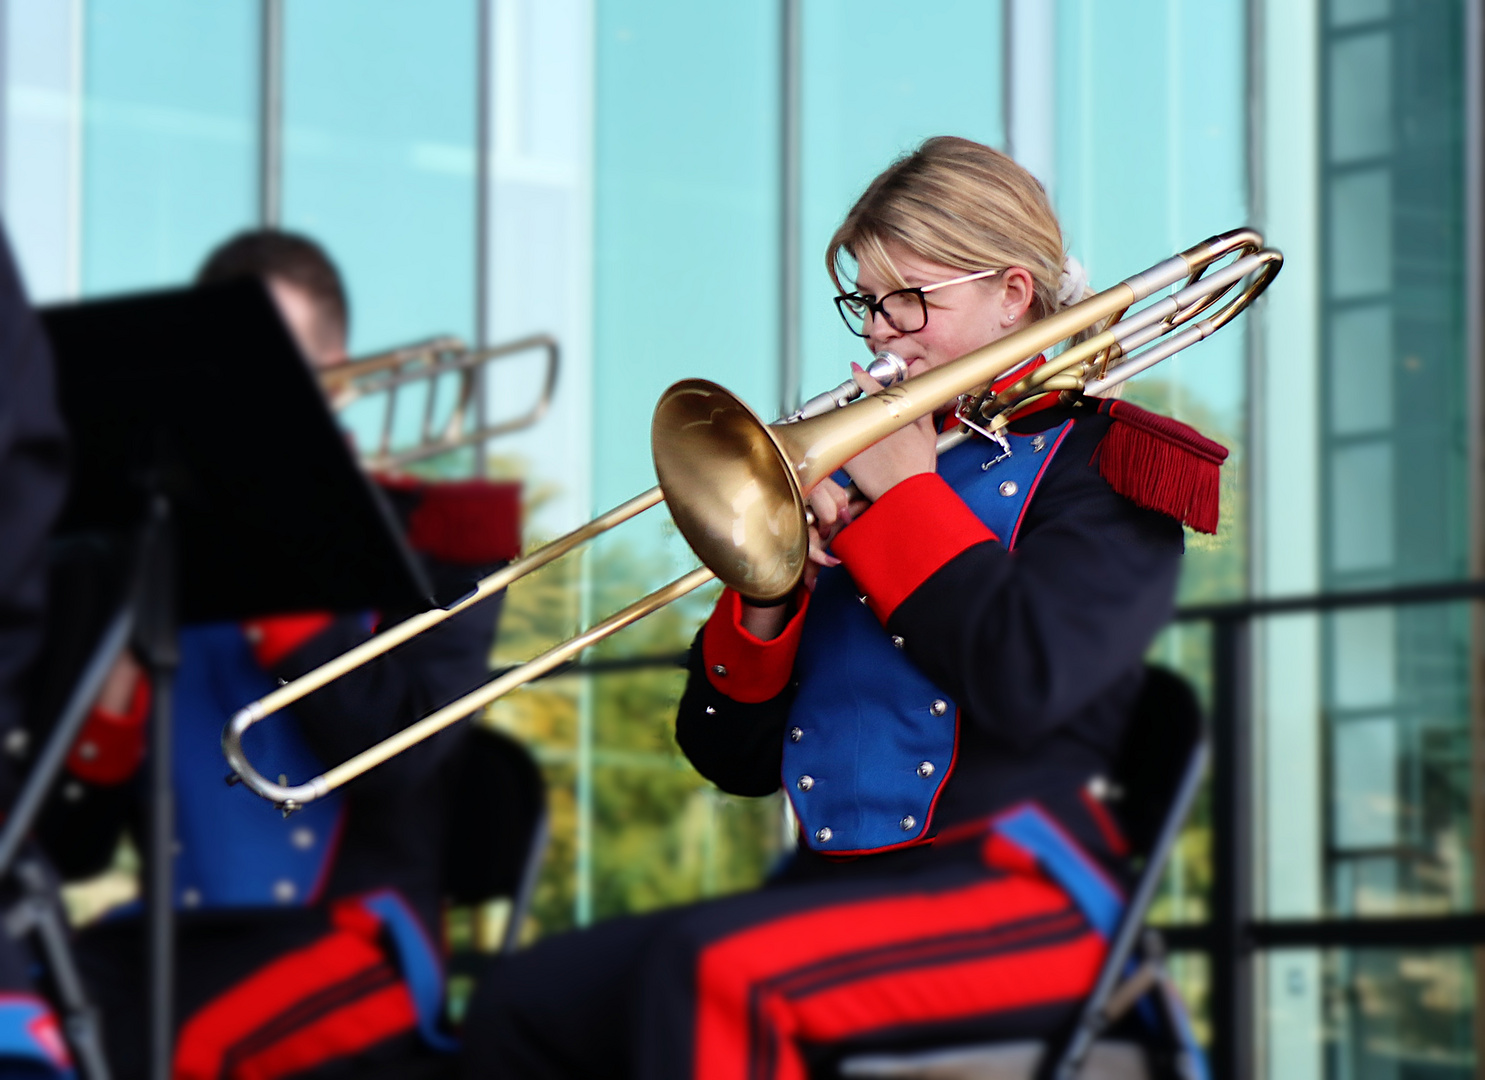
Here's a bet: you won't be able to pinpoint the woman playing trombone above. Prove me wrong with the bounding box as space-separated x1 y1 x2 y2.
463 136 1217 1079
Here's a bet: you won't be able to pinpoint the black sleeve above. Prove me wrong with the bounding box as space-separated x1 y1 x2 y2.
886 415 1185 749
674 630 792 797
0 223 68 806
269 558 505 797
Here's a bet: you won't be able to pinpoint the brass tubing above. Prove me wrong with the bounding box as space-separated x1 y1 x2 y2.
653 230 1282 601
988 248 1278 412
226 565 716 808
228 484 665 730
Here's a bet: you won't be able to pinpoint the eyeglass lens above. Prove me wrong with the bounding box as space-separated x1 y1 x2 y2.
838 290 928 336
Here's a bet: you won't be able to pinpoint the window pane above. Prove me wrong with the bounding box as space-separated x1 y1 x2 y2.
282 0 478 354
1328 440 1393 573
798 0 1003 399
1266 949 1477 1079
1328 32 1391 163
1328 168 1392 300
80 0 258 295
1328 304 1393 436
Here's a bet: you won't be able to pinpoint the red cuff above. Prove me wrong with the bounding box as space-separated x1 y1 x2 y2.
701 588 810 703
242 613 335 668
832 473 996 623
407 479 523 565
69 676 151 786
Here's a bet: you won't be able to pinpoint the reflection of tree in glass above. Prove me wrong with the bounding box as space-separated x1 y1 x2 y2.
478 459 782 940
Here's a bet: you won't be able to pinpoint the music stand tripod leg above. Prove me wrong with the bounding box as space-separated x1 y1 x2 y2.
0 598 133 1080
133 495 179 1080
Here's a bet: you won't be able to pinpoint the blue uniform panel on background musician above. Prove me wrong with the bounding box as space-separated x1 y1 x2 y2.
172 623 345 909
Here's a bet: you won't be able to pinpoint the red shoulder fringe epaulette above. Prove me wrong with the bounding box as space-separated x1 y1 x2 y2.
1091 399 1229 535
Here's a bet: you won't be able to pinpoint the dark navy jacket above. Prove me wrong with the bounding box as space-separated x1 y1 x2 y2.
40 559 503 941
676 399 1185 873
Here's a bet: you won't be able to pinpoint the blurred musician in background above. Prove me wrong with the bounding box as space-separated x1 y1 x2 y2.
0 222 78 1076
41 230 519 1080
461 138 1217 1078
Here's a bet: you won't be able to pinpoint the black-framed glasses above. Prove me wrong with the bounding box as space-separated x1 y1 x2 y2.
833 268 1004 338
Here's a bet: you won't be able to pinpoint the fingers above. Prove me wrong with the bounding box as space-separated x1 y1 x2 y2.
808 478 852 534
807 524 841 568
851 361 885 396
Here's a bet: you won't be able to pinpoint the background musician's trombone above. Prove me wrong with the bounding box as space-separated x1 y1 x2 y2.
322 333 560 470
225 228 1281 810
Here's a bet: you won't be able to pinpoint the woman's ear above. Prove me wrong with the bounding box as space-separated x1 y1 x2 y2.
998 267 1036 326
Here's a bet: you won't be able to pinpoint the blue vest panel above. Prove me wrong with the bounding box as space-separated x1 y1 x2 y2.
784 423 1073 854
173 623 346 910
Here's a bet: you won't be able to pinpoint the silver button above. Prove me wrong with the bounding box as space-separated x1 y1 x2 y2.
1030 435 1046 452
858 594 869 605
181 887 202 909
789 727 803 742
900 815 917 831
917 761 935 778
4 728 29 758
999 480 1019 497
815 827 833 843
76 741 98 761
273 879 297 904
930 699 948 716
891 635 905 649
712 664 728 677
796 775 814 792
705 706 717 715
291 827 316 850
63 781 84 803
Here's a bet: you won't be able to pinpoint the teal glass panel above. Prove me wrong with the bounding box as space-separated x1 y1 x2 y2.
1329 32 1391 163
1328 440 1394 573
1316 2 1472 930
582 0 782 929
4 0 82 300
592 2 780 513
1328 305 1393 436
1330 0 1390 28
1056 0 1248 605
80 0 257 295
1266 949 1476 1078
798 0 1004 397
1328 169 1392 300
281 0 477 356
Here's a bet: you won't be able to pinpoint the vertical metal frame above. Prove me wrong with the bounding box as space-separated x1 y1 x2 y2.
0 0 9 212
474 0 492 475
1464 0 1485 1058
259 0 282 227
778 0 801 418
1211 616 1255 1080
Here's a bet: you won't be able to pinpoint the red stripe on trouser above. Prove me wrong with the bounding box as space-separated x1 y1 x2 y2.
693 872 1101 1080
173 923 418 1080
228 983 417 1080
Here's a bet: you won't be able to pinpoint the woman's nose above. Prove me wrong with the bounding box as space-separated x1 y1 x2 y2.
865 309 901 350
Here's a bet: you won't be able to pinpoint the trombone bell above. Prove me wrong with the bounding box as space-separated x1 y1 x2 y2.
651 380 808 604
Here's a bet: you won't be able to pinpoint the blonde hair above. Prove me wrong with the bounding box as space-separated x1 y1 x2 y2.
827 137 1067 322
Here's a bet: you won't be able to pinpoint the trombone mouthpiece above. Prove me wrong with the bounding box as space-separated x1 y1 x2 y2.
783 350 909 422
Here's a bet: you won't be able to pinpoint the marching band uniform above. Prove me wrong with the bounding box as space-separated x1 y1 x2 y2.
463 389 1223 1080
42 478 520 1080
0 222 77 1078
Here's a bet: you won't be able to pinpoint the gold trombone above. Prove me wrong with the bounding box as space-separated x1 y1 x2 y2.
323 333 560 470
225 228 1281 810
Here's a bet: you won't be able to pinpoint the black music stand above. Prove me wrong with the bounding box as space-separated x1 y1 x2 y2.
26 279 433 1080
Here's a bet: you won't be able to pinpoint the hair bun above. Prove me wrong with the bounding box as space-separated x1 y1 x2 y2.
1057 254 1089 306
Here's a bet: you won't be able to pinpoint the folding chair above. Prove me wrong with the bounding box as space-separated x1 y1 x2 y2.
835 665 1210 1080
352 722 549 1080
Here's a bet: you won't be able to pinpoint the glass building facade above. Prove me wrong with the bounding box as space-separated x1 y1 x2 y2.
3 1 1481 1074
